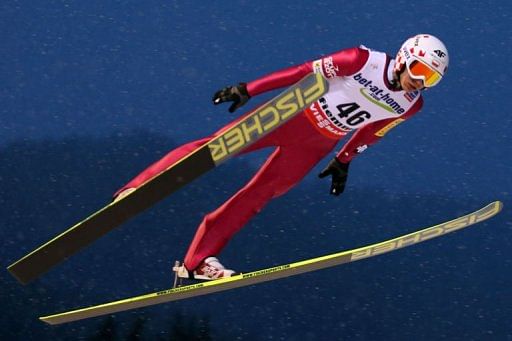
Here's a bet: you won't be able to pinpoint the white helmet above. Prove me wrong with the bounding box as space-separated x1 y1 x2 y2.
394 34 449 87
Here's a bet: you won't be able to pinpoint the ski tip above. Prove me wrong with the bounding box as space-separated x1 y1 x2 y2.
489 200 504 213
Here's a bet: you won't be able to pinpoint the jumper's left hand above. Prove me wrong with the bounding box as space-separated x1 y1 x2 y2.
318 158 350 196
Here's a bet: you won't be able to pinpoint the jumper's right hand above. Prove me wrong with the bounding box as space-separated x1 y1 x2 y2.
212 83 250 113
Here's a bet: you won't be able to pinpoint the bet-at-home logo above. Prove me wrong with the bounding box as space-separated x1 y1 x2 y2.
353 73 407 115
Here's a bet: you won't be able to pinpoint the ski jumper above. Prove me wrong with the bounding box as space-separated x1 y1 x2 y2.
115 46 424 270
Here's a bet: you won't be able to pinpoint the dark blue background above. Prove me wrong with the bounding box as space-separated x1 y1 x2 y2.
1 1 511 340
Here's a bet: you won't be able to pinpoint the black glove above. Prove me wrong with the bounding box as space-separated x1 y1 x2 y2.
212 83 251 113
318 158 350 196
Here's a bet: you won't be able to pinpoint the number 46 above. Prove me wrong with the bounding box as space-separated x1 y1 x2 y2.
336 102 371 126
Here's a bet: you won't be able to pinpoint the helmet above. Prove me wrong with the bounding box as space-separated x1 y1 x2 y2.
394 34 449 87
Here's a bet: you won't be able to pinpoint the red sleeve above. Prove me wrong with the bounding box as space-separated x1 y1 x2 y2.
336 96 424 163
246 47 369 97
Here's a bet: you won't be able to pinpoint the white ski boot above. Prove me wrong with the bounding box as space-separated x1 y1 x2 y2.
173 257 236 284
112 188 136 203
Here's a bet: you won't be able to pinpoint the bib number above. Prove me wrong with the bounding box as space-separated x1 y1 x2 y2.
336 102 371 126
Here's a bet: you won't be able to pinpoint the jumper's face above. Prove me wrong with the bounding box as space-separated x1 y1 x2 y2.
400 68 425 92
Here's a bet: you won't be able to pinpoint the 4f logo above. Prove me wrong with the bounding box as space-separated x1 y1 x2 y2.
434 49 446 58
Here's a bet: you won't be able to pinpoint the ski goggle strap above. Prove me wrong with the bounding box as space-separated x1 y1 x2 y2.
407 59 442 87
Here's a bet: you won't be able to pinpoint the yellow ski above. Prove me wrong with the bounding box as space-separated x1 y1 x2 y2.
40 201 502 325
8 72 328 285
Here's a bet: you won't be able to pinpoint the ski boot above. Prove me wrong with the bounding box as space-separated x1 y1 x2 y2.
173 257 237 286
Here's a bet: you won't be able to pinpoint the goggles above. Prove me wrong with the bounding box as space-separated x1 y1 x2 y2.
407 59 442 88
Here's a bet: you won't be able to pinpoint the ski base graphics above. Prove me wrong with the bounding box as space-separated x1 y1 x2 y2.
7 73 328 285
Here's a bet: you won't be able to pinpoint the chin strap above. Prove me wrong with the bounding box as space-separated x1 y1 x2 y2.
390 71 403 91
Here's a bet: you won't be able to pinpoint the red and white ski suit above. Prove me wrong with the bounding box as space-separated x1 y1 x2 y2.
115 46 424 270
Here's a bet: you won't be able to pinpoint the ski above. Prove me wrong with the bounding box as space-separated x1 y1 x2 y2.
7 73 328 285
39 201 502 325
